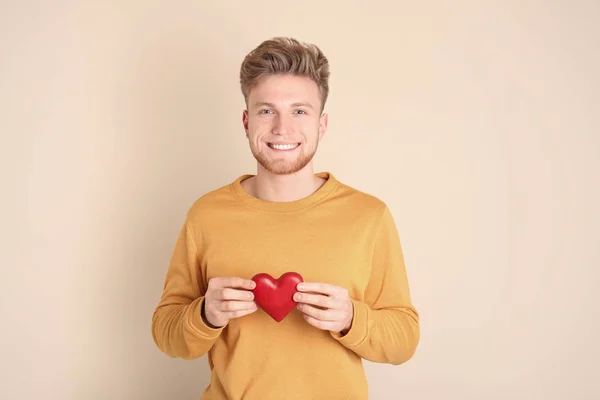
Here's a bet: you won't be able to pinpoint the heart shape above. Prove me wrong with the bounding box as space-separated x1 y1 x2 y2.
251 272 304 322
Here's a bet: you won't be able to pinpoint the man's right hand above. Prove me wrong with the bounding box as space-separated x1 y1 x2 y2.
202 277 258 328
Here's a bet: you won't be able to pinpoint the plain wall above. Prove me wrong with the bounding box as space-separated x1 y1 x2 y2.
2 1 599 399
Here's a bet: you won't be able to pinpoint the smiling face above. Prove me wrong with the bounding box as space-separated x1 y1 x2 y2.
243 74 328 175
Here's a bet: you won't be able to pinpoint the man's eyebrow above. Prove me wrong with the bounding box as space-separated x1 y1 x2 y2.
253 101 315 109
254 102 275 108
291 102 314 109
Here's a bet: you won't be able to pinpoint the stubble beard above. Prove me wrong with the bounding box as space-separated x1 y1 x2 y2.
250 142 318 175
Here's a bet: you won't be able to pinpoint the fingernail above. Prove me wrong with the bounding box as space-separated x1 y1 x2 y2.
297 283 304 291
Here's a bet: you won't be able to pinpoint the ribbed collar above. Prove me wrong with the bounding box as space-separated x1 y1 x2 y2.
231 171 339 212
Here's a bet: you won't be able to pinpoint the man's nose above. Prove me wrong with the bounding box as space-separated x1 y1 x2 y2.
272 114 292 135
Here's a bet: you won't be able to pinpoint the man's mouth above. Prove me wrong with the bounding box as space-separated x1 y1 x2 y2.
267 143 301 151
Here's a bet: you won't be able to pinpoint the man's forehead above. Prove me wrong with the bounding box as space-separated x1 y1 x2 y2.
249 76 320 100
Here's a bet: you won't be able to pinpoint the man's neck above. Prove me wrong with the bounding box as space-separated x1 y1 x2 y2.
242 165 326 203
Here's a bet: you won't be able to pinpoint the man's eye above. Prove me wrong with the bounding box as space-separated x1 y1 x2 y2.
259 109 274 114
295 110 307 115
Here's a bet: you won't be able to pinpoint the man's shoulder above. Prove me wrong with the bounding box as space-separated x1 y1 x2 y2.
332 177 390 217
184 179 238 221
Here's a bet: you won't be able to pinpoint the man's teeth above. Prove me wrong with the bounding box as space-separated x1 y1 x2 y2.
270 143 299 150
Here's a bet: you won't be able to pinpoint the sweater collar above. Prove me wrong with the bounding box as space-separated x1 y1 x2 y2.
231 171 339 212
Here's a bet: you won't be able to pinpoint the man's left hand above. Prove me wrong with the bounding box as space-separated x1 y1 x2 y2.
294 282 354 334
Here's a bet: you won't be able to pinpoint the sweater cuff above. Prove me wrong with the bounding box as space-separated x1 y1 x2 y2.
187 297 225 339
331 299 370 348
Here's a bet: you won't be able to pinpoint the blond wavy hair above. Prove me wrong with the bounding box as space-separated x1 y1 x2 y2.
239 37 330 112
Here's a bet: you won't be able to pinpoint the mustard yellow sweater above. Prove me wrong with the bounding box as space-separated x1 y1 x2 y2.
152 172 420 399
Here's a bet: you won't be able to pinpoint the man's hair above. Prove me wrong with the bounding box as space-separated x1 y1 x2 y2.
239 37 330 112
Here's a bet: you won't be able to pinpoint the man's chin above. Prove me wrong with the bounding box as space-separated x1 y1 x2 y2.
258 159 313 175
251 147 317 176
261 164 305 175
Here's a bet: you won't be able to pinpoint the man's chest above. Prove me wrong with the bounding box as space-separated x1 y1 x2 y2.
200 213 374 295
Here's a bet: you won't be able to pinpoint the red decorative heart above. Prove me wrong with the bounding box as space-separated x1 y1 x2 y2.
251 272 304 322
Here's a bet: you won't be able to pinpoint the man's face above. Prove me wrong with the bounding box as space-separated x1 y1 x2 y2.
243 74 328 175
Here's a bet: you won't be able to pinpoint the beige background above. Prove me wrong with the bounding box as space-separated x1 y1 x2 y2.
2 1 599 399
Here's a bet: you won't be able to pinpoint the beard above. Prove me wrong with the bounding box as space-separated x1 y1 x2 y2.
250 141 318 175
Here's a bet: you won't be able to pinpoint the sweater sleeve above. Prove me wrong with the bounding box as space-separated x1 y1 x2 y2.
151 220 223 359
331 205 420 365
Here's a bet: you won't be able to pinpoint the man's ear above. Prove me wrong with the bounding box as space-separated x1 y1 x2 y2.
318 113 328 141
242 109 249 138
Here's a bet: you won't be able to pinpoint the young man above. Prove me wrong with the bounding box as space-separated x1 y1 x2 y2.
152 37 420 399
